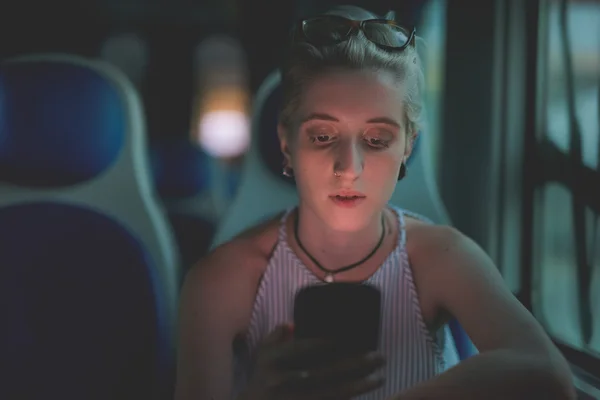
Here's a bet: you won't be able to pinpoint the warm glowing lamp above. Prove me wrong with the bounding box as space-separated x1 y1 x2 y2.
192 36 251 160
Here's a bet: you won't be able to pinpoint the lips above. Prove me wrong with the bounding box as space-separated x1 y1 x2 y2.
329 191 366 208
332 194 364 200
330 191 366 199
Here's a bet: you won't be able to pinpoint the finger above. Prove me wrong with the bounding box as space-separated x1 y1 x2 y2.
312 373 385 400
275 371 385 400
261 323 294 346
261 368 312 392
270 352 384 392
261 338 333 370
312 351 386 383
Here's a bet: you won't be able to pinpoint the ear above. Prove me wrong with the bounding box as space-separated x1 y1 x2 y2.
403 129 419 162
384 10 396 21
277 122 293 165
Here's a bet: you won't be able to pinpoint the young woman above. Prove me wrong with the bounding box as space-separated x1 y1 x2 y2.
175 5 575 400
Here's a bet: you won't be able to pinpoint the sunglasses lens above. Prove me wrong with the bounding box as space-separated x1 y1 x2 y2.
363 22 411 48
302 17 352 45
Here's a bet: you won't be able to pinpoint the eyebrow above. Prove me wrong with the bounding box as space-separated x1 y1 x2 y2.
301 113 401 128
366 117 401 129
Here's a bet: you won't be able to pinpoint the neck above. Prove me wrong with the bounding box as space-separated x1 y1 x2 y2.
294 206 385 270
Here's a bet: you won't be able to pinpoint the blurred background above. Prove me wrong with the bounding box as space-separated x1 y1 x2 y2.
0 0 598 399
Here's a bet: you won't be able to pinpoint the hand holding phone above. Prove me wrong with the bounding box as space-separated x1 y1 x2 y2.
240 323 385 400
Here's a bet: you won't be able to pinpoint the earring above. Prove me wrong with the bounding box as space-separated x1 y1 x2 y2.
398 163 407 181
282 166 294 178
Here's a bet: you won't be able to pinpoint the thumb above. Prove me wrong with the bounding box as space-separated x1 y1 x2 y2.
262 323 295 346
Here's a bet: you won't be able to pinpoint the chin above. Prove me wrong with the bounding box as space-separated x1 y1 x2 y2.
322 206 374 233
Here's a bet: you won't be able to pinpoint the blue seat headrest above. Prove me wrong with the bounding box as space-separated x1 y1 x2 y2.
0 202 170 399
151 139 211 199
257 83 288 183
0 61 126 187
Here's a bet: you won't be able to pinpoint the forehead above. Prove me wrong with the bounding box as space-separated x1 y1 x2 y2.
296 69 405 124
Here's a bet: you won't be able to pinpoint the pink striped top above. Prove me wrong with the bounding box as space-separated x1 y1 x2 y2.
233 206 460 399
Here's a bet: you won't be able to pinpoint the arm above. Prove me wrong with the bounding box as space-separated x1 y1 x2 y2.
173 243 264 400
393 226 576 400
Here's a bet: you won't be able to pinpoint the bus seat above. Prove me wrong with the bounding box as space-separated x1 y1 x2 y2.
0 54 179 399
210 71 296 246
211 70 478 361
151 138 216 273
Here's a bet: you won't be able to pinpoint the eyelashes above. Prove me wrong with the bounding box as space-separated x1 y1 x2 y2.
309 135 390 149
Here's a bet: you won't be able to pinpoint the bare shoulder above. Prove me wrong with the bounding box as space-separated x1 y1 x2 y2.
402 219 467 323
175 212 283 400
404 219 466 269
404 221 493 292
194 212 282 270
183 211 283 304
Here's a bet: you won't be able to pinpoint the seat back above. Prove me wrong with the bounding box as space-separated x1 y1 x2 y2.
211 72 297 246
151 138 216 271
0 54 179 398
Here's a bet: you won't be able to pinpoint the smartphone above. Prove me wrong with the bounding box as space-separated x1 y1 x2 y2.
293 282 381 364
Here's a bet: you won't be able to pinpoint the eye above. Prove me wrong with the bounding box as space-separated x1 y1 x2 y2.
307 125 337 145
366 137 386 146
364 128 393 149
364 136 390 149
313 134 332 143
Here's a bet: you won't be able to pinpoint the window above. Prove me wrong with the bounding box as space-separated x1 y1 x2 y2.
533 0 600 357
418 0 446 182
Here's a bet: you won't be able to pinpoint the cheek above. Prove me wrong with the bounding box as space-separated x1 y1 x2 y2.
292 147 328 171
291 151 326 185
364 149 403 180
291 143 403 181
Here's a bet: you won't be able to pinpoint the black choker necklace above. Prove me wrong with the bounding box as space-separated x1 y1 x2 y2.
294 212 386 283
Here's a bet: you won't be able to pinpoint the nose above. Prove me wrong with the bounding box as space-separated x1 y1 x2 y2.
333 138 364 180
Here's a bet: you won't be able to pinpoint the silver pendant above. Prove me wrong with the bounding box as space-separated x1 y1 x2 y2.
324 274 334 283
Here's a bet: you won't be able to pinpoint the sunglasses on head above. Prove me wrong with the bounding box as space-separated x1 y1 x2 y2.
296 15 416 51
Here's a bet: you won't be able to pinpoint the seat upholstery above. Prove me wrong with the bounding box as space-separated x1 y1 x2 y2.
150 138 216 271
0 54 179 399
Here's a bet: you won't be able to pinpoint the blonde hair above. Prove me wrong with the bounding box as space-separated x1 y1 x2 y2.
279 5 425 136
